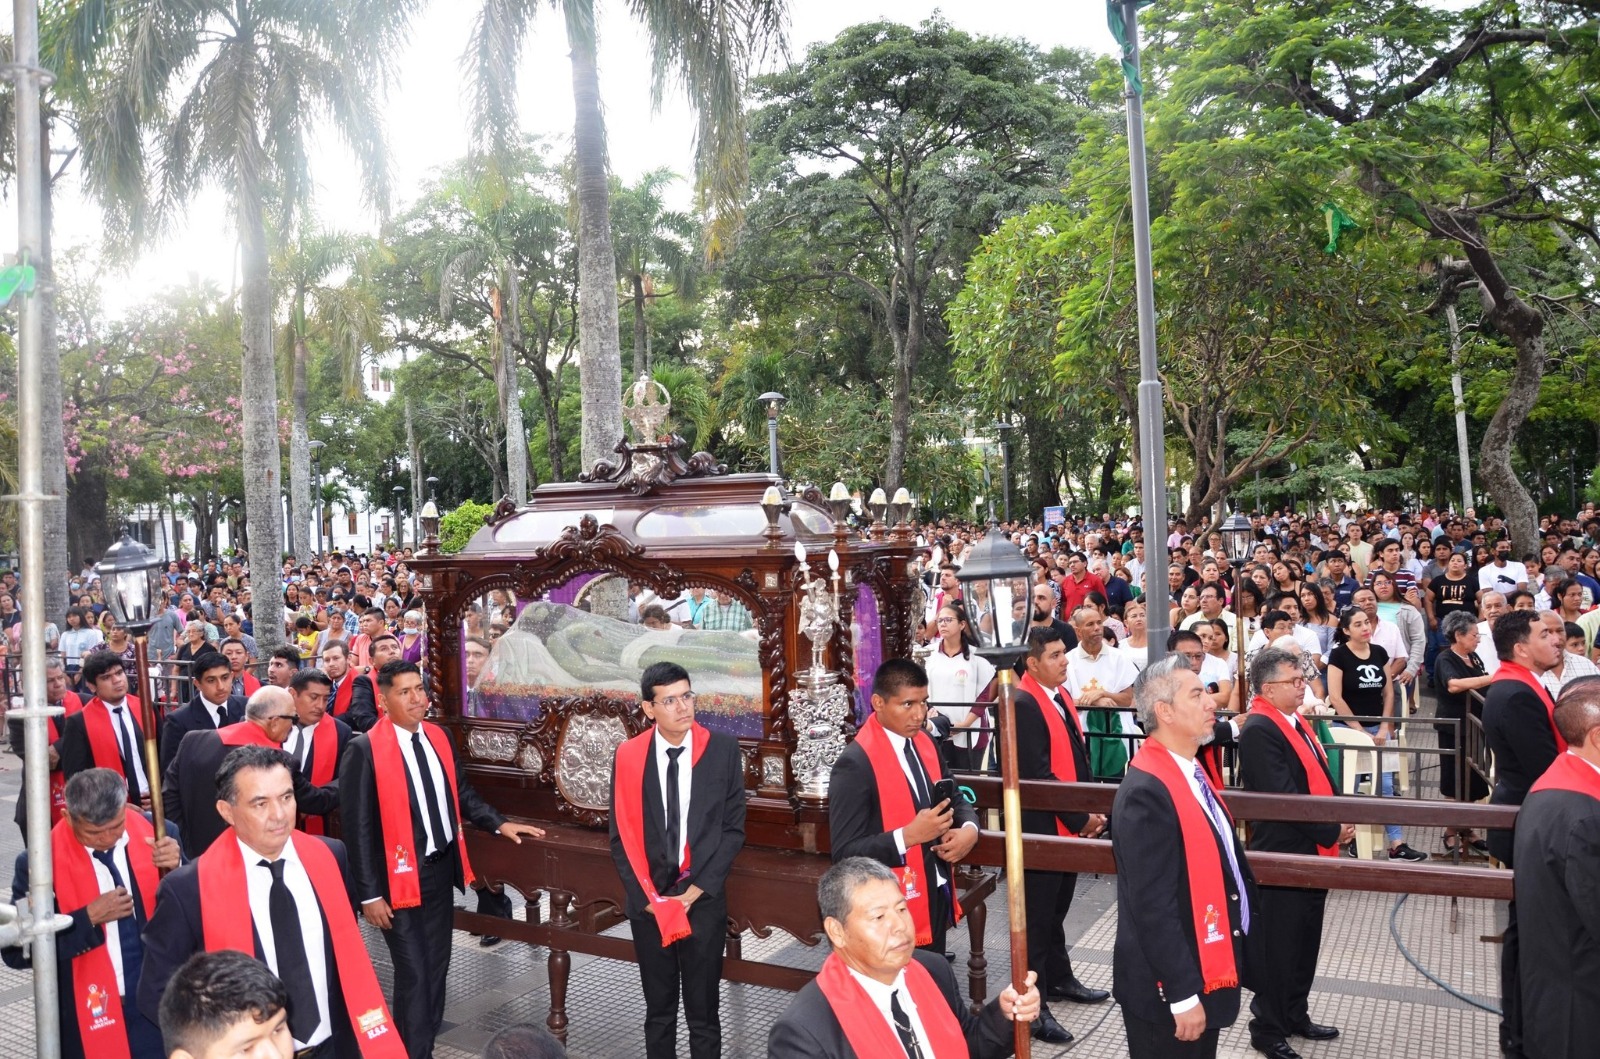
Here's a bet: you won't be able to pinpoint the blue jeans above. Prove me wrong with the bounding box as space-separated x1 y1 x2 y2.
1362 724 1403 845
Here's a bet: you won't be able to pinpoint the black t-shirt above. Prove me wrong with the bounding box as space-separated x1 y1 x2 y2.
1433 647 1486 720
1430 575 1474 621
1327 642 1391 718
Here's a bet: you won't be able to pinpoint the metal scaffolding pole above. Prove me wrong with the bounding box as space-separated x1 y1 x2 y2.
8 0 66 1051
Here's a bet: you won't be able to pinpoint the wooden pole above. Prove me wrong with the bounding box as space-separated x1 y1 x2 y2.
995 666 1030 1058
132 634 166 870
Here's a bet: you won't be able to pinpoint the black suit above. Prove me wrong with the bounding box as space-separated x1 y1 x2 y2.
1238 712 1340 1048
58 702 150 802
607 729 747 1059
1513 784 1600 1059
163 728 340 859
828 733 979 956
8 704 71 842
1483 678 1561 1059
1011 685 1092 999
158 693 245 775
329 672 378 733
1112 759 1255 1058
767 949 1017 1059
136 836 361 1057
340 725 505 1059
2 816 177 1059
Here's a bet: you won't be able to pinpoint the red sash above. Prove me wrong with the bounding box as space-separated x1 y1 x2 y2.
299 716 340 836
852 715 959 946
368 718 474 908
52 812 158 1059
1531 752 1600 798
216 721 279 748
611 723 710 946
1493 661 1563 751
1018 673 1082 836
240 671 261 696
330 673 355 717
1246 698 1338 856
82 698 143 794
197 830 406 1057
815 952 967 1059
46 692 85 825
1127 741 1241 993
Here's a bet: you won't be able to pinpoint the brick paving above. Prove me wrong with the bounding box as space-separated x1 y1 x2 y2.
0 686 1504 1057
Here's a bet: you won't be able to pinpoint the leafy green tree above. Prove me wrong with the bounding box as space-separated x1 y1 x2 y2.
440 500 496 554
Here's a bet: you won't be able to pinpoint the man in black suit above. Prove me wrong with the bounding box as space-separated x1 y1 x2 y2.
3 768 181 1059
829 658 979 960
139 745 400 1058
1482 608 1564 1059
1112 655 1257 1059
340 660 544 1059
282 668 352 836
607 661 746 1059
163 687 340 859
159 651 245 775
1238 647 1352 1059
767 856 1039 1058
59 649 153 810
320 641 378 733
1011 626 1109 1044
8 658 82 843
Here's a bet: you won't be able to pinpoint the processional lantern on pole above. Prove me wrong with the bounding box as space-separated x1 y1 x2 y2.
95 529 168 835
955 524 1037 1058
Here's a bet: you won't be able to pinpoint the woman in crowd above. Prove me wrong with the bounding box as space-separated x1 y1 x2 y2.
1432 610 1492 853
1270 560 1301 595
100 614 139 683
923 600 996 773
1555 577 1588 625
399 609 427 664
383 595 404 633
58 605 103 684
1117 598 1149 672
1171 583 1201 629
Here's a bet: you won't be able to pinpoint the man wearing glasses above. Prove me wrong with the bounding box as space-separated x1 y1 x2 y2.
609 662 746 1059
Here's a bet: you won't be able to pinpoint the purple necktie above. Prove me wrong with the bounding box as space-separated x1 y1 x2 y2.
1194 764 1251 933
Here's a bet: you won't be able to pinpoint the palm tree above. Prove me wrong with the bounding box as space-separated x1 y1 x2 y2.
468 0 786 473
275 230 387 560
81 0 418 651
612 167 698 378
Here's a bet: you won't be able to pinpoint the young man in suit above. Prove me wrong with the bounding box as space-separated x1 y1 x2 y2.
320 641 378 733
1112 655 1256 1059
1011 625 1109 1045
828 658 979 960
767 857 1039 1058
2 768 181 1059
159 651 246 775
609 661 747 1059
1238 647 1352 1059
58 649 152 811
139 745 403 1058
340 660 544 1059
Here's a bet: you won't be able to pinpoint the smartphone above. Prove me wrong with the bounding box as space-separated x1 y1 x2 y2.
933 778 957 809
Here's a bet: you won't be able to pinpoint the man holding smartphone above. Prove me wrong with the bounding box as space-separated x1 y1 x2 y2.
828 658 980 956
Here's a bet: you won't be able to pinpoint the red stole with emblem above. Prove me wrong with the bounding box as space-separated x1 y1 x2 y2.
1246 698 1338 856
52 812 158 1059
1493 661 1563 750
82 697 143 793
1018 672 1083 835
815 952 967 1058
852 715 960 946
298 715 340 836
368 718 474 908
611 723 710 946
1127 740 1241 993
198 830 406 1057
46 692 85 824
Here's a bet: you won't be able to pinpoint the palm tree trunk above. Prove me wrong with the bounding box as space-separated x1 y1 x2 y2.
39 113 69 621
632 272 648 379
289 332 312 561
568 5 624 472
238 198 286 653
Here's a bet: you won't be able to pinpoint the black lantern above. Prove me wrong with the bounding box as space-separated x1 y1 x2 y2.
1220 507 1254 565
95 529 164 633
955 523 1036 664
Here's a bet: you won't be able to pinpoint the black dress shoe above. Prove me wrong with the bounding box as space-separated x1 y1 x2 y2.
1295 1022 1340 1041
1031 1011 1074 1044
1047 979 1110 1003
1252 1041 1302 1059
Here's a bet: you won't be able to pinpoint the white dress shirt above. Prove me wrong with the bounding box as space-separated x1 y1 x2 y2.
845 964 933 1053
85 833 133 995
396 725 453 856
285 724 314 773
240 838 331 1048
653 727 694 868
884 728 974 890
198 695 229 729
102 699 149 796
1162 743 1246 1016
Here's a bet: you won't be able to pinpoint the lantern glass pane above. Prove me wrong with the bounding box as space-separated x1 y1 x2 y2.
991 577 1018 650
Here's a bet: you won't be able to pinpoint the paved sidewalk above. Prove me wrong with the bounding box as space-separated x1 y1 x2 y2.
0 689 1505 1057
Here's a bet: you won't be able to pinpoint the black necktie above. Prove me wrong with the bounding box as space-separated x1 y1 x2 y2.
112 707 141 800
412 732 450 855
890 989 924 1059
902 739 930 809
1055 693 1087 756
91 849 143 994
261 859 319 1042
665 746 685 866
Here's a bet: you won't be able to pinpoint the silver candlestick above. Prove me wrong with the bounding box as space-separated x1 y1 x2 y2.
792 543 852 800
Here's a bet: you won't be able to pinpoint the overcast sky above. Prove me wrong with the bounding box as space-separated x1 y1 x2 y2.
7 1 1114 318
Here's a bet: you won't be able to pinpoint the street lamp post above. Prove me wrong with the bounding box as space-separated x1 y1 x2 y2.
95 530 168 831
1220 507 1255 702
758 392 786 476
392 485 406 551
307 440 325 556
995 419 1016 524
955 525 1038 1059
